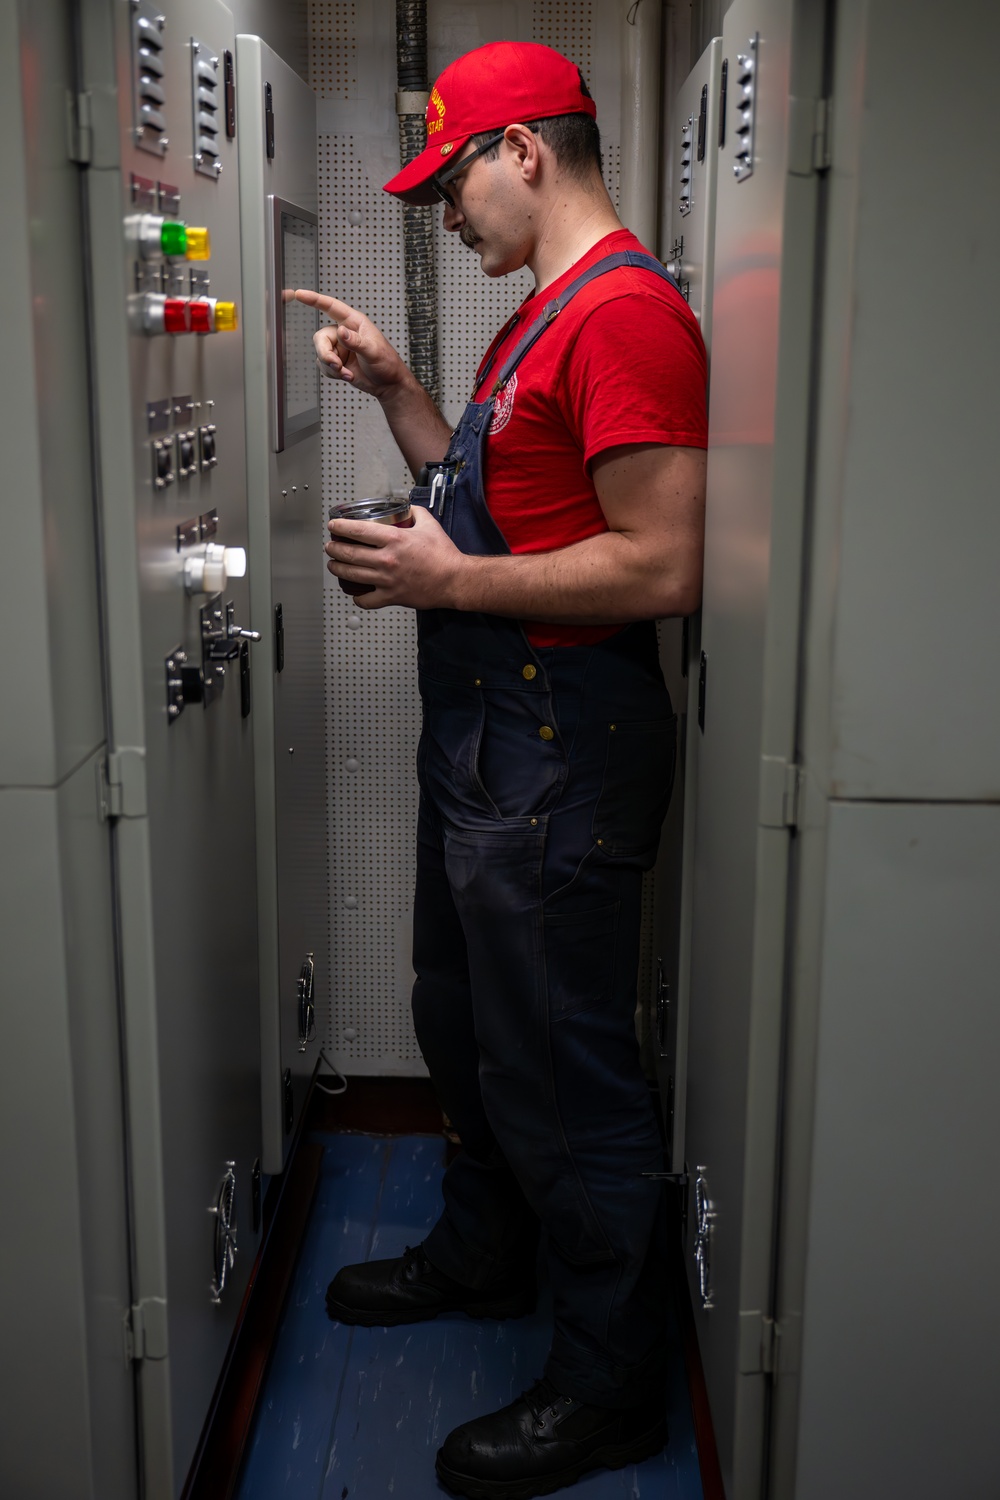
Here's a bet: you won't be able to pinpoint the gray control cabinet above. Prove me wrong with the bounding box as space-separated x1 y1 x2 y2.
237 33 324 1172
678 0 826 1491
651 34 723 1168
0 4 136 1495
766 3 1000 1496
78 0 265 1490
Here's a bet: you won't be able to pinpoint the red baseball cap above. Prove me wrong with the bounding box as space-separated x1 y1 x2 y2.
384 41 597 205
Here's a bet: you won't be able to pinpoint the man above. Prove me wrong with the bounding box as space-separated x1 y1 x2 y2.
296 39 707 1500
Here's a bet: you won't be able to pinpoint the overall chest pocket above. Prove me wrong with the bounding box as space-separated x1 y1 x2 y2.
592 716 677 864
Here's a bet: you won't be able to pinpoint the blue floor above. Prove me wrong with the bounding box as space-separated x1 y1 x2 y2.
235 1132 704 1500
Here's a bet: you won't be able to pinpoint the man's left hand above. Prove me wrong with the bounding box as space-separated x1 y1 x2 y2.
325 504 463 609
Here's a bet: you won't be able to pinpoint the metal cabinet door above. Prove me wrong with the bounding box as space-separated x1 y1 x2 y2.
80 0 264 1490
680 0 828 1492
651 35 723 1168
237 34 324 1173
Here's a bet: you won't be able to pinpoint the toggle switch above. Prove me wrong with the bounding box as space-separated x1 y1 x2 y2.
176 430 197 477
198 423 217 468
183 542 247 595
152 436 175 490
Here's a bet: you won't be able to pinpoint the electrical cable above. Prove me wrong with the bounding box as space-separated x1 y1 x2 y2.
314 1047 349 1095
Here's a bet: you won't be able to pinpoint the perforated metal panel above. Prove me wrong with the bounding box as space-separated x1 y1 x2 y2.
309 0 357 98
313 0 621 1073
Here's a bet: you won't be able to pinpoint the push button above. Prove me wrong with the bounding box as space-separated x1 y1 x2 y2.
184 226 211 260
521 664 537 680
538 725 555 741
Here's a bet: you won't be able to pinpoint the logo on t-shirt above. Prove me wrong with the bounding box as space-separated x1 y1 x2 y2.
489 370 518 435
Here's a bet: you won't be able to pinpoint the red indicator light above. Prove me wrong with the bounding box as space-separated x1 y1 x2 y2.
163 298 190 334
189 299 213 334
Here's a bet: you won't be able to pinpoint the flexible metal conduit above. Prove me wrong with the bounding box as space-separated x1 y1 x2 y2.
395 0 439 406
619 0 664 251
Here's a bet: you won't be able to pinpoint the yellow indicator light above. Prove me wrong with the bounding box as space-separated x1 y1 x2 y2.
214 300 238 332
185 226 211 260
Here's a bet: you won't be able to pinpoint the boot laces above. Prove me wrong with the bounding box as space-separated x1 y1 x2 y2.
522 1379 566 1423
401 1244 428 1279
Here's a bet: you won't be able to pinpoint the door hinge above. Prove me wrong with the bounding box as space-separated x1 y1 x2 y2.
123 1297 168 1363
98 748 148 821
739 1310 781 1377
759 756 803 830
788 95 831 177
66 90 93 165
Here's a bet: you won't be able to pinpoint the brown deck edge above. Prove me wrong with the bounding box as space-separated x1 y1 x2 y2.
308 1072 446 1135
181 1136 323 1500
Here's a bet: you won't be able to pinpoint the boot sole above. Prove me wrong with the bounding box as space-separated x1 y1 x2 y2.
434 1417 668 1500
325 1290 536 1327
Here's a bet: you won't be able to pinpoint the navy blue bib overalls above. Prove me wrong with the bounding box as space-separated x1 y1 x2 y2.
409 252 680 1409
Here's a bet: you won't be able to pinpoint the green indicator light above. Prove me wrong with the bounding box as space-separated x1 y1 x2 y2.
160 220 188 257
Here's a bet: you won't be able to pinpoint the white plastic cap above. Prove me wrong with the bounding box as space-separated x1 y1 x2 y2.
183 543 246 594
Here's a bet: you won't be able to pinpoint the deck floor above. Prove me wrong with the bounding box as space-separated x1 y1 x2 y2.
235 1132 704 1499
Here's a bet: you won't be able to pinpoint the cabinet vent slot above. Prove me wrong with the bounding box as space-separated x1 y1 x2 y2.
132 2 168 158
191 38 222 178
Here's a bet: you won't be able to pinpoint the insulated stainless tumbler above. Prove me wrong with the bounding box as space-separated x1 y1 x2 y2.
328 496 414 595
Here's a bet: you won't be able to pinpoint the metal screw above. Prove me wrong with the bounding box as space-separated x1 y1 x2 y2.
215 164 223 175
304 483 309 490
291 485 297 493
160 136 169 148
156 14 165 29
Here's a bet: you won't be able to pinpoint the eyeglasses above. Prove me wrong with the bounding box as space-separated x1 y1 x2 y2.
431 130 507 207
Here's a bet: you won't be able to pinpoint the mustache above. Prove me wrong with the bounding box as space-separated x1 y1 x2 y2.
460 225 481 249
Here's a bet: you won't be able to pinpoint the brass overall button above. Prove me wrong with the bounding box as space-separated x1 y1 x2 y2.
538 725 555 741
521 664 537 680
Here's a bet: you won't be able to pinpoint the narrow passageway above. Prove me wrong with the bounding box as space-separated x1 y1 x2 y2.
236 1133 704 1498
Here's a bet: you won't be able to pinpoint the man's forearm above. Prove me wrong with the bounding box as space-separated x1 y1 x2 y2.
377 373 453 477
448 529 702 623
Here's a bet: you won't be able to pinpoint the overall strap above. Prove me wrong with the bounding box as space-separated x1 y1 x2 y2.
475 251 683 398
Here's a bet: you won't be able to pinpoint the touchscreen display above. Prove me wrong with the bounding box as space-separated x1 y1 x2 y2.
280 213 320 426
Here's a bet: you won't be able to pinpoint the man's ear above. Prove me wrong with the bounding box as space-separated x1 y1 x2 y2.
504 123 541 183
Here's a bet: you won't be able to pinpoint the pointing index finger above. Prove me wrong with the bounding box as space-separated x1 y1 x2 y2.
294 289 359 322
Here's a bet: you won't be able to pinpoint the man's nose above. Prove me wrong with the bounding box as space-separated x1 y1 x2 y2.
442 201 463 233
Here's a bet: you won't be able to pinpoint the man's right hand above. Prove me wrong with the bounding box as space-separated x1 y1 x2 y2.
294 290 407 400
294 289 453 475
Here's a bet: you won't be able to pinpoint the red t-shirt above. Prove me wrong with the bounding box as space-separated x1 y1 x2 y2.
473 228 708 647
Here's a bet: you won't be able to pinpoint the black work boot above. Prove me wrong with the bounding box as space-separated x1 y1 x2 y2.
325 1243 536 1326
435 1378 668 1500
